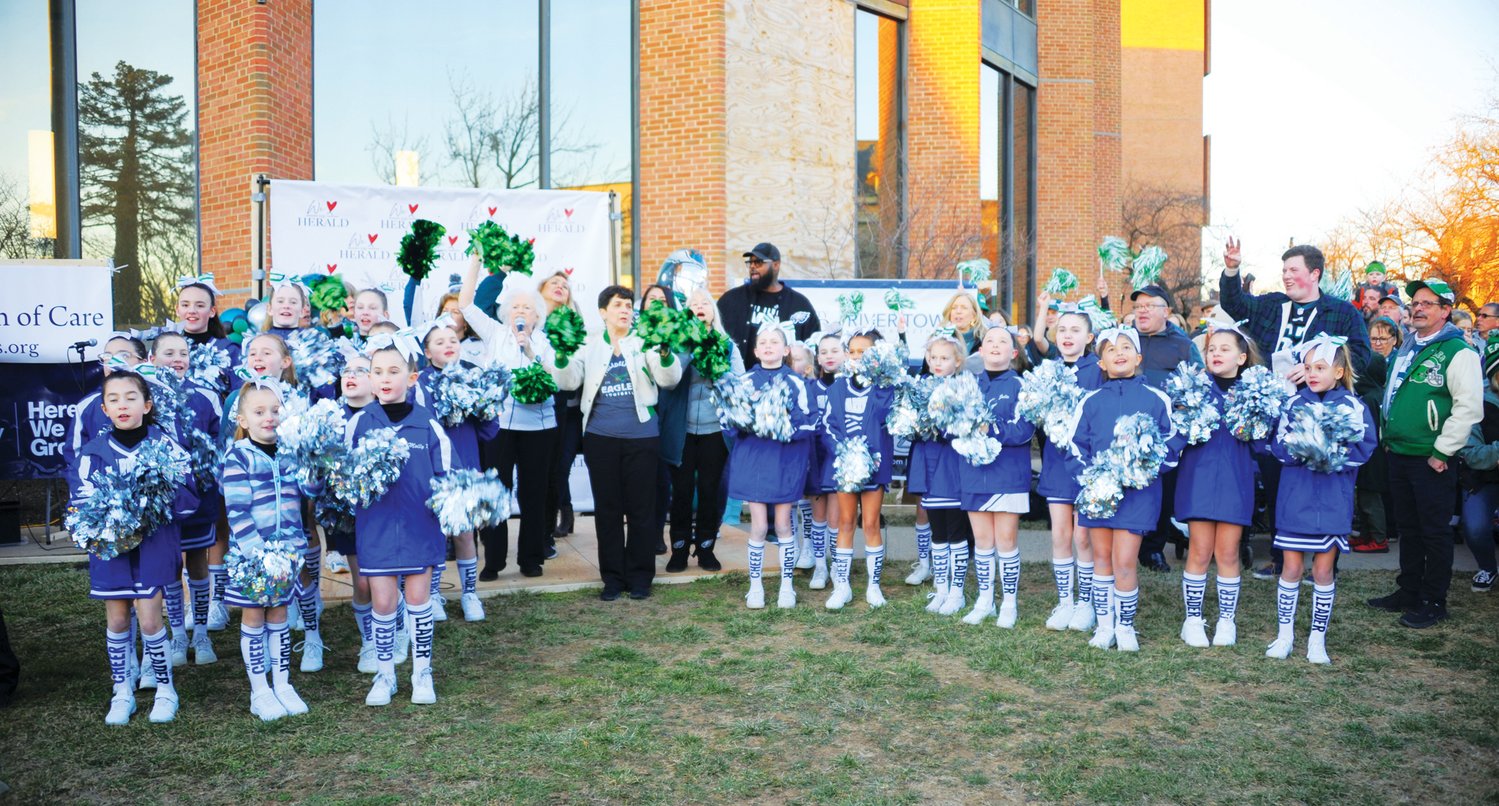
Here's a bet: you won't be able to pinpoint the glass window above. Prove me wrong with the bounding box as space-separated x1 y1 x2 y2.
1011 79 1035 321
76 0 197 326
854 8 903 278
313 1 539 187
0 3 54 259
980 63 1036 324
980 64 1001 312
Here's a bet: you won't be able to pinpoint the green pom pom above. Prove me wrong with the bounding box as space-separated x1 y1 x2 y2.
1044 268 1079 296
544 305 587 360
957 259 991 286
1131 246 1168 290
466 221 535 277
838 292 865 325
635 302 679 351
1098 237 1132 272
884 288 915 313
690 331 733 382
397 219 446 282
510 362 557 405
310 275 348 314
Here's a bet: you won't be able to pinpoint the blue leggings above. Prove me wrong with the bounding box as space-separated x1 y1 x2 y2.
1459 483 1499 574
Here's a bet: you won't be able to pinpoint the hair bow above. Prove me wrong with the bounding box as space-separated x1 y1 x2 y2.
1207 320 1251 339
268 272 311 294
412 314 458 347
757 320 798 345
1096 326 1141 353
176 273 220 295
926 327 964 350
365 330 422 362
1297 333 1348 366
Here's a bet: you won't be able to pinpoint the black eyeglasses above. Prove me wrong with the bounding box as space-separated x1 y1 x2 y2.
745 258 766 267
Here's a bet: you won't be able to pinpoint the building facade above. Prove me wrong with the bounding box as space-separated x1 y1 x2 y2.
1 0 1205 326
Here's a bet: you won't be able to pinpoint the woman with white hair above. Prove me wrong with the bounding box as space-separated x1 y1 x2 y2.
460 253 560 580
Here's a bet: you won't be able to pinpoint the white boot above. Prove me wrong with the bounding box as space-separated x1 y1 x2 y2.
1180 617 1210 648
904 558 931 585
962 590 995 624
810 558 829 590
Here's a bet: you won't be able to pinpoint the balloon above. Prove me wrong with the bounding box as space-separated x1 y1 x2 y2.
245 301 268 332
232 318 249 333
221 308 245 324
657 249 708 307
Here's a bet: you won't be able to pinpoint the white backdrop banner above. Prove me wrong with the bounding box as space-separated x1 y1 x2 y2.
0 261 115 363
268 180 616 328
792 279 978 349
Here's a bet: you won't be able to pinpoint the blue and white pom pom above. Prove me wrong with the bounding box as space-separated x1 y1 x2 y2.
750 376 796 442
287 328 344 389
886 375 939 440
1016 359 1084 443
1165 361 1220 445
841 339 910 390
1074 412 1169 519
275 396 348 486
66 438 189 561
1282 401 1364 473
187 342 232 393
431 363 510 426
928 373 1002 466
226 532 305 607
833 435 879 493
329 427 411 508
428 468 513 535
710 372 756 432
1225 365 1290 442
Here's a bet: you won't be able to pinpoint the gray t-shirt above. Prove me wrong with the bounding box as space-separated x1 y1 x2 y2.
587 353 658 439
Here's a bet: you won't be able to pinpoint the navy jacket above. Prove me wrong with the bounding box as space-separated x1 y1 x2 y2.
1219 270 1372 374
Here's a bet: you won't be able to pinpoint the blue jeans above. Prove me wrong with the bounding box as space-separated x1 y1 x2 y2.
1460 483 1499 574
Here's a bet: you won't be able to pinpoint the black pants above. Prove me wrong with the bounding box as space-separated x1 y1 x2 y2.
584 434 660 594
670 432 729 549
1258 454 1285 569
0 605 16 707
483 427 558 572
1389 452 1458 605
929 508 972 544
549 400 582 523
1140 467 1181 559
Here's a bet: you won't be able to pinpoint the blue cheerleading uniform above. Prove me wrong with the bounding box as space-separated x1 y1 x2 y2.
818 377 896 492
726 365 815 504
804 377 834 495
1173 377 1258 527
178 381 225 551
69 426 199 600
921 435 967 510
183 331 240 399
324 399 371 557
1065 374 1182 534
63 389 112 473
220 438 321 607
1269 386 1377 553
1036 354 1104 504
345 400 453 576
413 362 500 471
960 369 1037 512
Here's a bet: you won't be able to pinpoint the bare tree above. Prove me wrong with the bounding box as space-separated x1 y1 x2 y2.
366 114 432 185
443 72 496 188
0 173 53 259
1122 180 1208 317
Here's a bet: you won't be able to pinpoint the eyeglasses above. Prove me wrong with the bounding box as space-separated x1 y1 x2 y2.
744 258 766 267
340 367 370 378
1409 300 1446 310
1131 303 1166 313
1370 336 1395 344
1479 313 1499 320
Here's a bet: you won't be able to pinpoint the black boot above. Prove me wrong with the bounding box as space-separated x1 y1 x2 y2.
695 536 722 572
554 505 574 538
665 539 690 573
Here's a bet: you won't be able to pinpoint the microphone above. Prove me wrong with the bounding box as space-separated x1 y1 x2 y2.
70 338 97 351
514 316 526 334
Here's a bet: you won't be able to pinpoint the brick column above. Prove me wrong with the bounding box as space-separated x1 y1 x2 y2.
197 0 313 303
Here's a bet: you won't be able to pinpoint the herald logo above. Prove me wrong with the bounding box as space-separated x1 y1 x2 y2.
447 236 458 246
563 267 574 276
564 208 574 218
326 263 338 273
408 203 419 214
326 201 338 212
367 234 378 244
487 206 498 217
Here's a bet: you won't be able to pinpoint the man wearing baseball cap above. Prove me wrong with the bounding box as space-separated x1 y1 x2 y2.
716 242 821 367
1368 279 1483 628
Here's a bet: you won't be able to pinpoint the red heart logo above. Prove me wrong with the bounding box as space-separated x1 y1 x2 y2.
487 206 498 216
326 201 338 212
325 263 337 273
563 267 574 276
564 208 574 218
447 236 458 246
367 234 378 244
527 237 535 245
407 204 419 214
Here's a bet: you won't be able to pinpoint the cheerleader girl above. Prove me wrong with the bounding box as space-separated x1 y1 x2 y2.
1036 310 1104 632
348 336 452 705
151 331 224 667
1266 336 1376 664
805 333 844 589
330 354 394 673
70 371 198 724
434 292 488 366
172 274 239 393
788 340 819 572
820 329 896 610
264 278 309 338
909 334 971 615
956 328 1035 625
1064 327 1181 651
415 319 499 622
221 381 320 720
1173 325 1262 648
353 288 391 340
728 324 814 609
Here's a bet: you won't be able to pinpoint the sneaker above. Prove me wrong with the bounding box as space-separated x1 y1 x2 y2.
1211 619 1237 647
274 684 310 716
1114 625 1139 652
824 582 853 610
299 635 325 673
962 594 996 625
137 661 158 691
1265 635 1294 659
105 685 136 726
937 588 966 616
925 584 950 614
191 633 217 665
696 546 722 572
460 592 486 621
1068 603 1096 632
325 551 350 575
411 668 436 705
1088 623 1115 650
1045 603 1073 631
777 585 797 609
795 538 816 570
1367 589 1419 613
745 584 766 610
170 632 188 667
394 629 409 665
207 600 230 631
357 641 378 674
665 546 690 573
432 594 448 623
1473 570 1496 593
148 688 179 723
810 559 829 590
1306 635 1331 665
1399 601 1449 629
1251 563 1280 581
545 544 560 560
365 672 397 707
865 585 887 608
904 559 932 585
1180 617 1210 648
1351 539 1389 554
1142 552 1171 573
995 600 1018 629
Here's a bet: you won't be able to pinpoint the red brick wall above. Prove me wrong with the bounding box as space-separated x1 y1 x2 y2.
197 0 313 303
637 0 728 292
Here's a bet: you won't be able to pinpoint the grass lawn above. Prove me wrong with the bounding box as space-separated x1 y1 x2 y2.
0 562 1495 804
